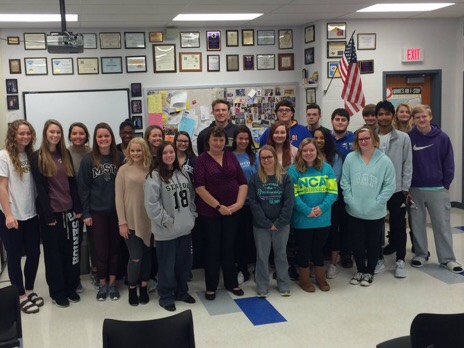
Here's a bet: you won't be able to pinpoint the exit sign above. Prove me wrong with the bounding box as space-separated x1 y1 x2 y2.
402 48 424 62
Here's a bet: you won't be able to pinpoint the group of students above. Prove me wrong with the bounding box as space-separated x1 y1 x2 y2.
1 97 462 314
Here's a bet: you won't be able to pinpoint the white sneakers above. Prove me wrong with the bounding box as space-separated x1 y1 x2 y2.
374 259 386 274
394 260 407 278
326 264 337 279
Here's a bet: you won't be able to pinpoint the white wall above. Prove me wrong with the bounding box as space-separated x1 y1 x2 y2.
1 19 462 202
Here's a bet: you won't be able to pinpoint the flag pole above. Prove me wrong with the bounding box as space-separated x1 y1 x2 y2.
323 30 356 96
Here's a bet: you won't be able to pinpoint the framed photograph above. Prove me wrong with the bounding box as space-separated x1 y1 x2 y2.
77 57 99 75
99 32 121 49
306 88 316 104
305 47 315 65
226 55 239 71
206 31 221 51
207 55 220 72
131 100 142 114
243 55 254 70
82 33 97 49
124 32 146 49
24 57 48 75
257 30 275 45
5 79 18 94
180 32 200 48
131 83 142 98
327 22 346 40
257 54 275 70
24 33 46 50
242 29 254 46
7 96 19 110
179 52 202 72
153 44 176 73
132 115 143 130
327 61 341 78
278 29 293 49
278 53 294 71
9 59 21 74
51 58 74 75
359 59 374 74
149 32 163 43
101 57 123 74
327 41 346 58
7 36 20 45
305 25 315 43
358 33 376 50
126 56 147 73
226 30 238 47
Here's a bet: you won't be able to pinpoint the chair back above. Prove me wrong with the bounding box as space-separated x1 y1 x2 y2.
0 285 22 348
102 309 195 348
411 313 464 348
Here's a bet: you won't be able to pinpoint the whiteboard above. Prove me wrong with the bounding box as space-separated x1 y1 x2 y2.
23 89 130 147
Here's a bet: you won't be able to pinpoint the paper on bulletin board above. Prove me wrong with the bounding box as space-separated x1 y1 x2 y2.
170 91 188 109
200 106 211 121
148 113 163 127
147 94 162 114
178 110 196 136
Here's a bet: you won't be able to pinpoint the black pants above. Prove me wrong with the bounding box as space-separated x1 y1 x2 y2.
125 231 152 286
350 216 384 275
332 195 353 257
294 227 330 267
234 205 256 275
41 211 80 299
0 212 40 296
386 192 407 261
200 214 239 292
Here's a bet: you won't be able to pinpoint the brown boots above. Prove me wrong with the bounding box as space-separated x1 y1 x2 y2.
315 266 330 291
298 267 315 292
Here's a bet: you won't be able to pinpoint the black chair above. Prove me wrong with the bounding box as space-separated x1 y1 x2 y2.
102 309 195 348
0 285 23 348
377 312 464 348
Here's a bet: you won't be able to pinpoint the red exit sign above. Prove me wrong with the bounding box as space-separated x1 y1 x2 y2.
402 47 424 62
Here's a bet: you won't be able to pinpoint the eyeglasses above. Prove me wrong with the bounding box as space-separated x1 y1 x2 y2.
176 140 189 144
261 156 274 161
277 108 292 113
358 137 371 143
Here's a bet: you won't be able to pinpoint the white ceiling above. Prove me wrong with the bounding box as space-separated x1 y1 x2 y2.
0 0 463 29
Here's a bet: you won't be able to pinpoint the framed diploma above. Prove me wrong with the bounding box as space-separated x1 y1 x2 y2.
278 53 294 71
306 88 316 104
226 30 238 47
226 55 239 71
101 57 123 74
77 57 99 75
305 25 315 43
278 29 293 49
99 32 121 49
7 36 20 45
357 33 376 50
257 54 275 70
82 33 97 49
180 32 200 48
23 33 46 50
24 57 48 75
206 31 221 51
243 55 254 70
9 59 21 74
257 30 275 46
124 32 146 49
153 44 176 73
179 52 202 72
126 56 147 73
242 29 254 46
207 55 220 72
149 32 163 43
51 58 74 75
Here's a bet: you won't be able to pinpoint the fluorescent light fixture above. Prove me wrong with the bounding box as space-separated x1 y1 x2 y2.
0 14 78 22
357 3 454 12
173 13 262 21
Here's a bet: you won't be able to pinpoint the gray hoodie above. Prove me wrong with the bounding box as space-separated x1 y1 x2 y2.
144 169 197 241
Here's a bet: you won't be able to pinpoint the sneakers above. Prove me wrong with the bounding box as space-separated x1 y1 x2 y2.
395 260 408 278
76 281 84 293
68 291 81 303
350 272 363 285
96 284 108 301
279 290 291 297
109 285 120 301
147 278 157 293
326 264 337 279
441 261 464 274
360 273 374 287
374 259 386 274
90 272 99 289
257 292 268 298
237 271 245 285
52 296 70 308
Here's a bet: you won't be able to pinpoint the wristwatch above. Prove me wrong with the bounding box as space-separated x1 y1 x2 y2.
215 204 221 210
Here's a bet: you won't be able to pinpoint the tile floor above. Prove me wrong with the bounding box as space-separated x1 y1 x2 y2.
1 209 464 347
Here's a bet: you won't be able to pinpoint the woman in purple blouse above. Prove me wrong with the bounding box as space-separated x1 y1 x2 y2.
194 126 248 300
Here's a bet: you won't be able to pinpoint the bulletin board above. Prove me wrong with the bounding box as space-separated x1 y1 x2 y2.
143 84 297 144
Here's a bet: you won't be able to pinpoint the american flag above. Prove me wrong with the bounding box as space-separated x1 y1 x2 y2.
338 36 365 116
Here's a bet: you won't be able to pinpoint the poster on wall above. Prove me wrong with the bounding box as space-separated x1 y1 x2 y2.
386 87 422 108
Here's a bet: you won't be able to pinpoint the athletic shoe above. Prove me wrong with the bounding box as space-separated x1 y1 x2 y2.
257 292 268 298
96 284 108 301
350 272 363 285
90 272 99 289
395 260 407 278
279 290 291 297
237 271 244 285
76 281 84 293
326 264 337 279
374 259 385 274
109 285 120 301
360 273 374 287
68 291 81 303
147 278 157 293
52 296 70 308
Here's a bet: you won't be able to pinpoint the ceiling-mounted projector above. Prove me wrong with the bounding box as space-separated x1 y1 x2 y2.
47 32 84 53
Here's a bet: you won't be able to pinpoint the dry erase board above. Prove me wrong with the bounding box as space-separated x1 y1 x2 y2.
23 89 130 146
